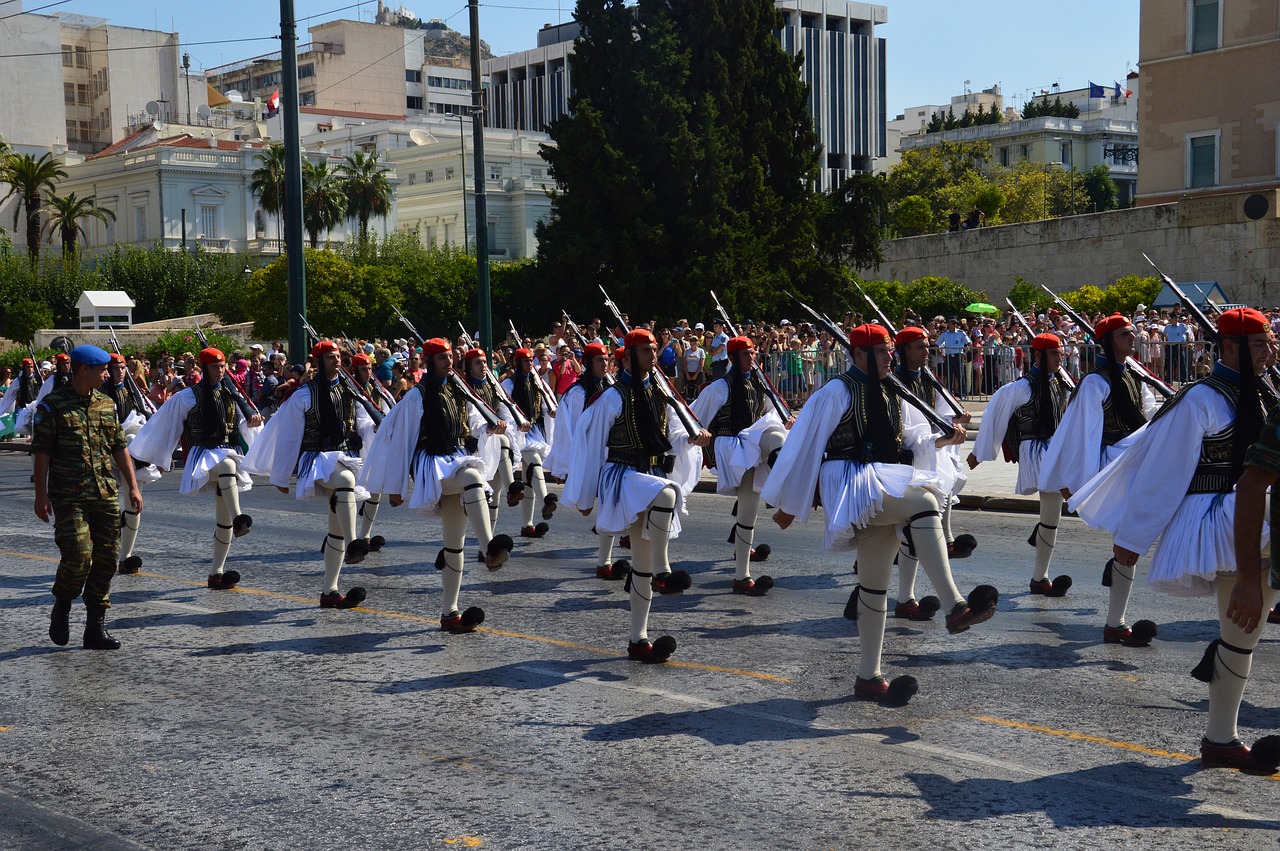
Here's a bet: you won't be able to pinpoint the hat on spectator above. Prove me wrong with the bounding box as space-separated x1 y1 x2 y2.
1031 333 1062 350
779 319 791 326
895 326 927 346
848 324 892 347
624 329 657 348
363 343 375 354
69 345 111 366
727 335 754 353
351 353 371 367
1094 314 1130 338
463 348 486 361
55 352 70 362
39 361 53 370
694 322 705 331
583 342 609 359
1218 307 1268 336
249 343 264 352
513 347 534 360
420 338 450 356
199 347 226 365
310 340 340 358
108 352 126 365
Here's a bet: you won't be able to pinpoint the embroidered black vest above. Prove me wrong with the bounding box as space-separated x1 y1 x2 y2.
414 380 468 456
708 370 768 437
183 383 238 449
468 374 501 411
1152 373 1261 495
52 370 72 390
100 381 136 423
17 372 39 406
824 373 903 464
606 381 670 469
893 365 936 410
300 378 359 453
1088 365 1144 447
511 371 544 427
1011 373 1068 442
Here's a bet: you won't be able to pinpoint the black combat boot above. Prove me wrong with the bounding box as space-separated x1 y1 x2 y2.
83 605 121 650
49 598 72 646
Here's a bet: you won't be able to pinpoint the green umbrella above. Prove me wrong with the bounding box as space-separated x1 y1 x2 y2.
965 302 999 314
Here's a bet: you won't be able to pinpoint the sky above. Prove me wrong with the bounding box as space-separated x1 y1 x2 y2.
5 0 1141 115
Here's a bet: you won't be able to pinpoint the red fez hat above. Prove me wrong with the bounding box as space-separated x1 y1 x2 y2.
109 352 126 365
310 340 340 358
614 346 626 362
513 347 534 360
1031 333 1061 351
848 324 892 348
422 338 450 356
583 342 609 359
351 353 371 367
895 326 927 346
1218 307 1268 336
727 335 754 354
624 329 656 348
463 348 487 361
199 347 226 365
1094 314 1130 338
55 352 70 362
21 357 33 366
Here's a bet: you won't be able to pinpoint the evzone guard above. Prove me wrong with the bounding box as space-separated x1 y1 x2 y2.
460 347 522 542
760 323 998 705
16 352 72 434
244 341 376 608
887 325 975 621
349 351 389 553
359 337 514 633
546 342 630 580
690 335 789 595
100 352 161 575
128 347 263 590
501 348 558 538
562 329 710 662
968 333 1074 597
1038 314 1160 646
0 357 41 423
1072 308 1279 771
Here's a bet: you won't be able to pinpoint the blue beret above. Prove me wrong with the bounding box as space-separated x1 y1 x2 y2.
69 345 111 365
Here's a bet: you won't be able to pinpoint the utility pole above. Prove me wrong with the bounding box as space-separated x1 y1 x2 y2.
182 52 192 124
468 0 492 354
280 0 307 363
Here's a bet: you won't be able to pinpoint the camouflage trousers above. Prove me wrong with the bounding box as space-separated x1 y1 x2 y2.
51 496 121 608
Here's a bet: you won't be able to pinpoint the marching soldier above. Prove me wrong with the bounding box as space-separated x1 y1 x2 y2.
244 341 376 607
100 353 161 574
350 352 388 553
968 333 1073 596
690 335 789 595
17 352 72 435
562 329 709 662
1039 314 1159 645
33 345 142 650
502 348 558 538
0 357 41 419
128 348 263 590
462 347 521 537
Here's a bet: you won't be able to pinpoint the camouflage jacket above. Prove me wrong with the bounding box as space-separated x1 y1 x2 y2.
32 385 127 501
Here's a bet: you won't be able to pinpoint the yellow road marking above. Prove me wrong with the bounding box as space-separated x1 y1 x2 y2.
975 715 1280 779
0 726 10 732
442 837 483 848
4 551 791 683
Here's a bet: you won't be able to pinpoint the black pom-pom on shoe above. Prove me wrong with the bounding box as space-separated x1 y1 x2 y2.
750 543 771 562
886 675 920 706
1128 620 1159 647
232 514 252 537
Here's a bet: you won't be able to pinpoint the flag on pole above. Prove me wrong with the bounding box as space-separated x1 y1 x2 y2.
1088 81 1105 99
265 89 281 118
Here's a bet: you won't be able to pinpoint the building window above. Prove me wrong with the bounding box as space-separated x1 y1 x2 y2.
134 205 148 242
1187 132 1218 188
407 96 424 110
488 164 502 181
74 46 88 68
425 170 434 183
298 64 315 79
1019 144 1030 161
65 120 78 142
1190 0 1220 53
199 205 220 240
530 167 542 179
405 173 415 185
445 167 455 181
61 44 73 66
998 147 1009 167
1060 142 1072 166
299 91 316 106
406 69 422 83
64 83 75 105
77 83 89 105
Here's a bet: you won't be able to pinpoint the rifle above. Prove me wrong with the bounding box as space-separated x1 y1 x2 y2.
1143 253 1280 389
848 281 966 417
506 319 559 415
562 311 615 388
298 316 384 426
106 326 156 418
457 322 531 428
598 285 704 436
389 305 503 428
1035 285 1173 398
786 292 957 435
340 329 397 410
1003 299 1077 390
193 323 260 420
707 290 792 422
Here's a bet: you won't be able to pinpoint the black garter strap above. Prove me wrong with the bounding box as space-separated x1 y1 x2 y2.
649 505 675 513
624 568 653 594
443 546 464 554
217 523 232 529
901 510 939 557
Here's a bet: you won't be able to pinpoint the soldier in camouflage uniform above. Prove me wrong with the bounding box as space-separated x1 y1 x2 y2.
33 345 143 650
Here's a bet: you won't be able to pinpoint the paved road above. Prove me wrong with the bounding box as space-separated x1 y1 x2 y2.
0 452 1277 850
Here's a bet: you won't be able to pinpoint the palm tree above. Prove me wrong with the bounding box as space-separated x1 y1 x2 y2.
250 143 288 243
302 159 348 248
340 151 393 241
0 152 67 263
43 191 116 254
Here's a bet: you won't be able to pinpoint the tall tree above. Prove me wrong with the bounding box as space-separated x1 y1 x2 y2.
340 151 394 241
249 143 289 238
302 159 348 248
0 152 67 263
535 0 825 321
43 192 115 254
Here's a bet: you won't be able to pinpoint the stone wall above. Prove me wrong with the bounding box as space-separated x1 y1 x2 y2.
866 190 1280 306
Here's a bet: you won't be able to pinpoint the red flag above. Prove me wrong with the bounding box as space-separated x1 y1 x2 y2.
265 89 281 118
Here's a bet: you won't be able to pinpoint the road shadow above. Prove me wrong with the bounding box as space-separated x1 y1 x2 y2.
373 658 629 696
185 628 428 657
904 761 1280 829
